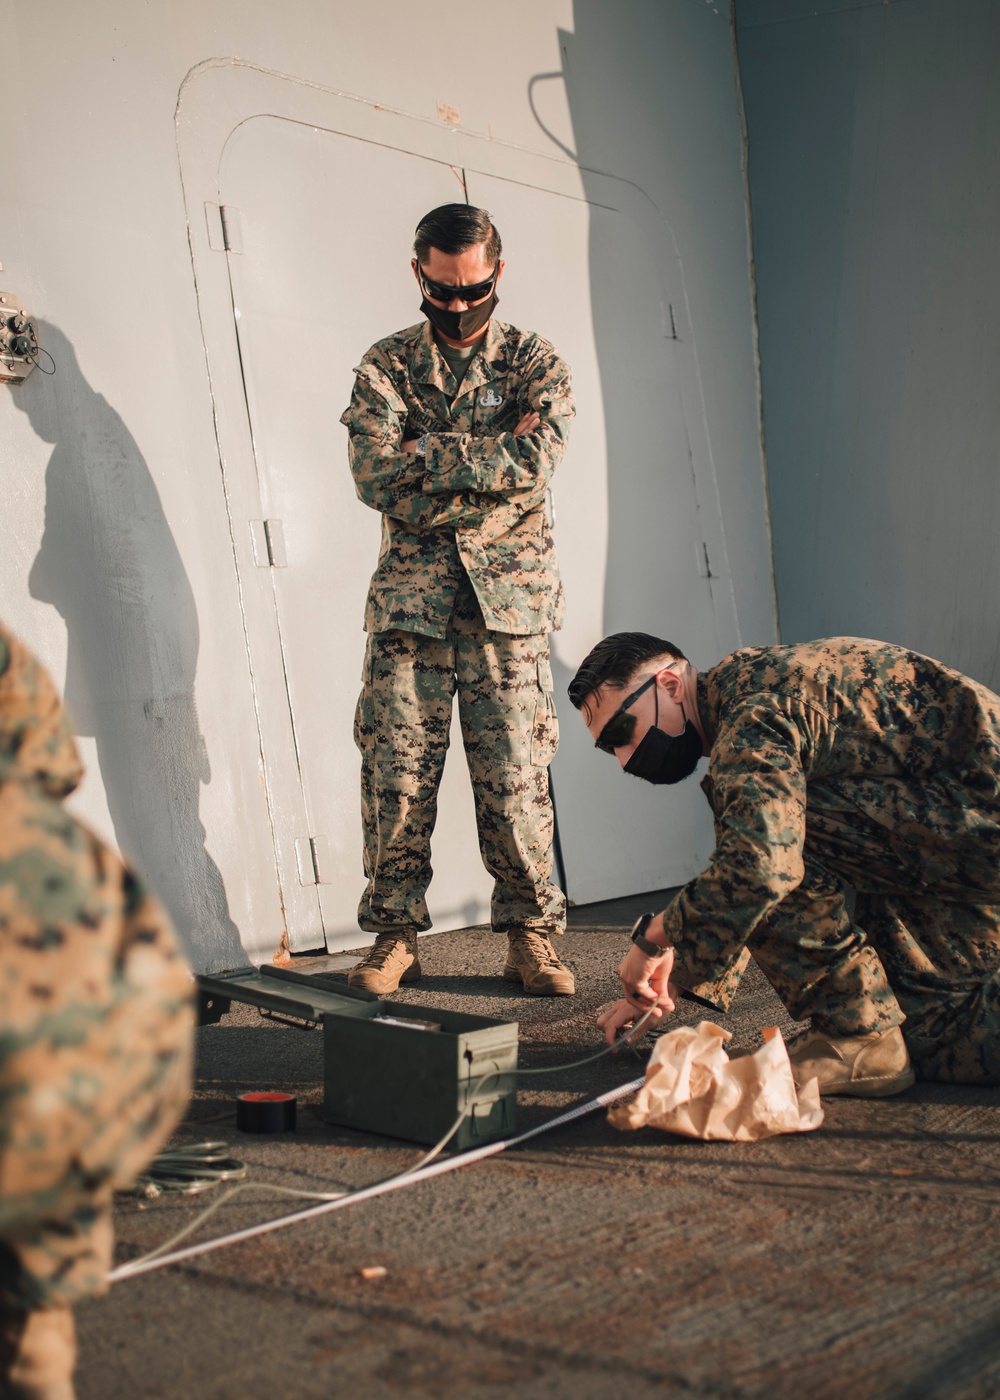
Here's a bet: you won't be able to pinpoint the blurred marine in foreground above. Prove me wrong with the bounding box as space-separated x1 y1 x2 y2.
0 624 192 1400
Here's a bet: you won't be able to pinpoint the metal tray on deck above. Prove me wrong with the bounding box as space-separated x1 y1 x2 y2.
197 963 379 1026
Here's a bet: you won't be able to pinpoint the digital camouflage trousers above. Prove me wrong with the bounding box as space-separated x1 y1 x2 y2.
354 582 566 938
680 845 1000 1085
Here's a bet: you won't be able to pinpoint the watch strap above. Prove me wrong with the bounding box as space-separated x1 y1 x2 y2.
630 912 668 958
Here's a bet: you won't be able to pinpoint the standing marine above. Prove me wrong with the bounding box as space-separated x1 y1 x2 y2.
0 623 192 1400
569 632 1000 1091
340 203 575 996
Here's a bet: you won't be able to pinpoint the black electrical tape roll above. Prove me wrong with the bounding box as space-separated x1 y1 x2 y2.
237 1091 297 1134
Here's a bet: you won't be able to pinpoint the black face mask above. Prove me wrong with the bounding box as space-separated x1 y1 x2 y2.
421 292 498 342
624 694 703 785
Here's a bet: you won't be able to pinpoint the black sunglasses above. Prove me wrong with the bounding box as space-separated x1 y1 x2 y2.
417 265 499 306
594 675 657 754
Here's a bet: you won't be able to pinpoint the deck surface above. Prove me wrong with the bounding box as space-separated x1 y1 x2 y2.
79 892 1000 1399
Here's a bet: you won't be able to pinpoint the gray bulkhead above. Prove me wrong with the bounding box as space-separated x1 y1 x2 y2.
737 0 1000 691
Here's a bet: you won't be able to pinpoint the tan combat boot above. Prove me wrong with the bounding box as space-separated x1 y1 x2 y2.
347 932 421 995
503 931 575 996
0 1303 77 1400
788 1024 915 1097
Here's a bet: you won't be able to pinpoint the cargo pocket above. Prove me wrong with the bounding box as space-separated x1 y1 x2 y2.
530 653 559 767
353 645 375 755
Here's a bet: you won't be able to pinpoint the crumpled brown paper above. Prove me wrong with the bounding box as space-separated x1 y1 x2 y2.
608 1021 823 1141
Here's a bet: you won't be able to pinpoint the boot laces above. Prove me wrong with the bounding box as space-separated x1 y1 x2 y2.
364 935 412 969
512 932 562 969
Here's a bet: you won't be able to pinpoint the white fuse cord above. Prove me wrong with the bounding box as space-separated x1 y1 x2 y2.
112 1079 495 1277
109 1074 646 1284
110 1013 654 1285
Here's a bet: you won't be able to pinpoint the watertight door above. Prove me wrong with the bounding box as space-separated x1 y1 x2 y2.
217 112 725 945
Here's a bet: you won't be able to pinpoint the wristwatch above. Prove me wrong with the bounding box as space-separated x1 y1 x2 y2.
414 434 428 459
630 912 669 958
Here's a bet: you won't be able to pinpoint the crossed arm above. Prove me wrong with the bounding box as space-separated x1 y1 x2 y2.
402 408 540 457
343 354 572 530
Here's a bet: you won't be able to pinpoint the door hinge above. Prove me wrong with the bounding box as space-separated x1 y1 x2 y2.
205 202 243 254
663 301 679 340
294 836 334 886
221 205 243 254
696 541 712 578
250 520 288 567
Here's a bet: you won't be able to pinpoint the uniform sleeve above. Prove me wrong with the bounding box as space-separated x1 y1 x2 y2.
341 364 497 531
660 699 813 1000
420 349 574 501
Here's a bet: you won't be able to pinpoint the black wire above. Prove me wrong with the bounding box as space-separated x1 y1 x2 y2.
28 345 56 375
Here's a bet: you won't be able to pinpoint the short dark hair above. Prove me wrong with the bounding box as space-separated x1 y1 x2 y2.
413 204 502 266
568 633 688 719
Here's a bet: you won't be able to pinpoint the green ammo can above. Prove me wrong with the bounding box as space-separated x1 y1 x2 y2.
321 995 518 1150
196 965 518 1149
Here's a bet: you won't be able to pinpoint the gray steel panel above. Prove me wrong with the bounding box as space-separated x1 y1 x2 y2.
739 0 1000 688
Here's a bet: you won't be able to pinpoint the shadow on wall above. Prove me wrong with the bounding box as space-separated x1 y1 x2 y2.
14 322 245 967
533 9 693 711
556 5 695 648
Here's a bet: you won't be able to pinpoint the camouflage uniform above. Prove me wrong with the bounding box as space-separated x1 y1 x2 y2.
658 639 1000 1084
341 318 573 936
0 624 193 1312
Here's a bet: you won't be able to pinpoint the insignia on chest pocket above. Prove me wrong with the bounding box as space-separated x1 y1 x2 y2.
479 388 504 408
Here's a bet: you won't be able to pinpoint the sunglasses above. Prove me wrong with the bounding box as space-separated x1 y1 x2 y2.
594 675 657 754
417 265 499 305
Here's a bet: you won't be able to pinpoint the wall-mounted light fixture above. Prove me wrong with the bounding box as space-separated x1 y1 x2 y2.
0 293 44 385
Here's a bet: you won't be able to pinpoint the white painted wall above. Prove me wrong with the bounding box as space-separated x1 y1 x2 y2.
0 0 774 969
